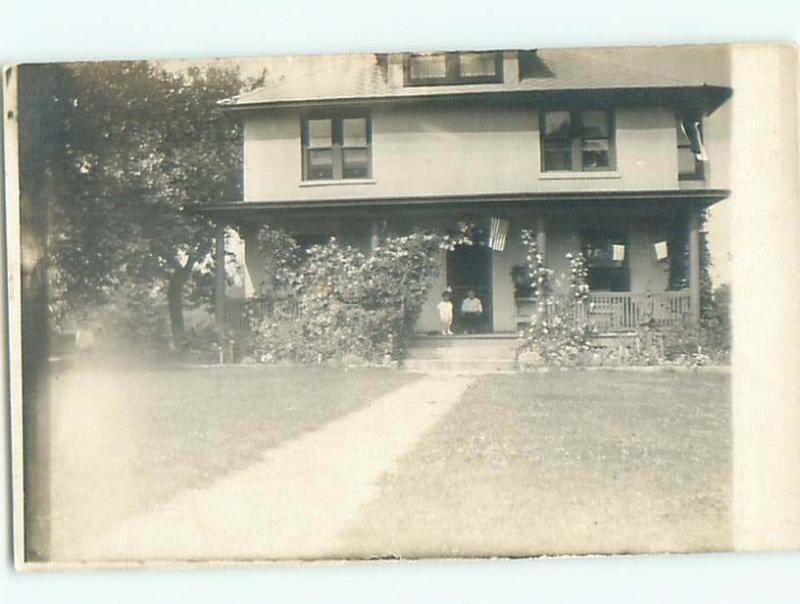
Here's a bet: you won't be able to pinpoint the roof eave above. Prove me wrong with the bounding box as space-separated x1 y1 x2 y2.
186 189 731 218
218 85 733 116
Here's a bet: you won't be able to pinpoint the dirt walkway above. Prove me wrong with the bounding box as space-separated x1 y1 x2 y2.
67 374 474 562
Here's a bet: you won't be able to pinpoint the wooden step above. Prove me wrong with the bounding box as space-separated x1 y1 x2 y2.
406 343 516 360
410 334 518 349
402 358 518 374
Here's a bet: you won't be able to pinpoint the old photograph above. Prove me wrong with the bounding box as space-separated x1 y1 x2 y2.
2 43 792 567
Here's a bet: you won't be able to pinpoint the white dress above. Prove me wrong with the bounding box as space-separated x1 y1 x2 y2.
437 300 453 325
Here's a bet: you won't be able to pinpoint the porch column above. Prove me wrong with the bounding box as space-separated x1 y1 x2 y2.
688 204 701 324
214 222 226 327
370 218 380 251
536 215 547 260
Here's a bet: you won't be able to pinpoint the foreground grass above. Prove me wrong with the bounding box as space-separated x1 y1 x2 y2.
47 363 416 557
342 370 731 557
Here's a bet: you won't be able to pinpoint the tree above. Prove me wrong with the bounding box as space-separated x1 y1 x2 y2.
45 61 250 348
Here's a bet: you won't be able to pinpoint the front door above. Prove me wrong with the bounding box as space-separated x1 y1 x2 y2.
447 234 492 333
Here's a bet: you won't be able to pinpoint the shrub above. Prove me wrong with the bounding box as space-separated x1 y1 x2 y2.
79 282 172 352
701 283 731 353
657 318 729 366
516 233 596 368
182 323 222 364
246 227 471 364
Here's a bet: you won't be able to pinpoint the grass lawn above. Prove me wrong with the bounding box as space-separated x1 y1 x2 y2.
46 363 417 557
342 370 731 558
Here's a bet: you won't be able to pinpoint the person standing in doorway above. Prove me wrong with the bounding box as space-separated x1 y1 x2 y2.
461 290 483 334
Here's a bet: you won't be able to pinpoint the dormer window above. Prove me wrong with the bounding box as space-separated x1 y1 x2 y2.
404 51 503 86
408 54 447 81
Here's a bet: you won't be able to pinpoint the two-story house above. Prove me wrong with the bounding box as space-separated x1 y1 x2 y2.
197 49 731 336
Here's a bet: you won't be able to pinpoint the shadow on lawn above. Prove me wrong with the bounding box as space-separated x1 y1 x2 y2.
42 361 416 560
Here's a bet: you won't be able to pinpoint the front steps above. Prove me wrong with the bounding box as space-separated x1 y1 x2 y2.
403 334 518 374
402 331 641 374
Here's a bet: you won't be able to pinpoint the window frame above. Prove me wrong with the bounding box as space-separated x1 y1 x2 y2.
540 110 617 173
301 114 372 182
403 51 503 87
580 229 631 292
677 117 705 181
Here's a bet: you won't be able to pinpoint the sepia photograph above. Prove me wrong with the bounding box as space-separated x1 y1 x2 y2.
3 40 798 570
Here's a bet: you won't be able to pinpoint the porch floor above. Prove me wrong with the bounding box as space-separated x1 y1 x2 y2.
412 332 517 341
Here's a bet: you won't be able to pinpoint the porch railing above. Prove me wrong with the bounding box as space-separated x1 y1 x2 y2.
516 290 692 332
225 290 692 335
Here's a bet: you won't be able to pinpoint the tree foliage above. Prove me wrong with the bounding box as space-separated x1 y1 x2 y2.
246 227 472 364
44 61 250 348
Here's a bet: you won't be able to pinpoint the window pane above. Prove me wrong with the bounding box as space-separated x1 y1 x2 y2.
582 139 610 169
543 143 572 171
342 148 369 179
583 231 626 267
543 111 571 139
587 268 629 292
458 52 497 77
678 147 697 174
409 54 447 79
342 118 368 147
307 148 333 179
307 119 332 149
581 110 609 139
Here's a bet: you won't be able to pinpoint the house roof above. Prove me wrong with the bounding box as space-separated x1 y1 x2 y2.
220 49 732 114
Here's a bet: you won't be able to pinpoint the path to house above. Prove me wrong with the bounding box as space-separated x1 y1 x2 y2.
73 373 475 562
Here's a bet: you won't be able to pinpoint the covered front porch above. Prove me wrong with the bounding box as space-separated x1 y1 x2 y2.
195 189 726 337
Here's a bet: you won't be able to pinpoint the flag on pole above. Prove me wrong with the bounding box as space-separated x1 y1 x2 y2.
488 217 510 251
680 119 709 161
654 240 669 261
611 244 626 262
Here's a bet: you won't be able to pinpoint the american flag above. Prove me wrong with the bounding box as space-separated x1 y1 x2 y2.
488 217 510 252
680 119 709 161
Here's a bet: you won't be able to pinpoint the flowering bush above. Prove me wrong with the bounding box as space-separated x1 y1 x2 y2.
246 227 471 364
516 231 596 368
520 229 553 301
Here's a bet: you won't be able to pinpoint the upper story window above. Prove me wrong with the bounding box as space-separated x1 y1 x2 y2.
302 116 371 181
404 51 503 86
540 110 615 172
677 117 706 181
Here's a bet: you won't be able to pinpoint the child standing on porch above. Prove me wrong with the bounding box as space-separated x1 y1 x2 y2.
437 291 454 335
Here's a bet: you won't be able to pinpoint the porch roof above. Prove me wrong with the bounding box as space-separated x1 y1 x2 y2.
187 189 730 221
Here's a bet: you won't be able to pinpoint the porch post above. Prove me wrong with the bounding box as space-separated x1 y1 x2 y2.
370 218 380 251
536 215 547 260
688 204 701 324
214 222 226 327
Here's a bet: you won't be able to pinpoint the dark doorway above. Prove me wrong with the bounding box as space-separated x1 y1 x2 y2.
447 231 492 333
